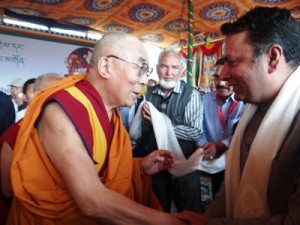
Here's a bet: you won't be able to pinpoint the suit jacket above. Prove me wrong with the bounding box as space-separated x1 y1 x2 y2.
204 108 300 225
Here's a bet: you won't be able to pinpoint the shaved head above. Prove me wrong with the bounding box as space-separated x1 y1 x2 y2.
33 73 63 93
87 32 149 109
90 32 148 68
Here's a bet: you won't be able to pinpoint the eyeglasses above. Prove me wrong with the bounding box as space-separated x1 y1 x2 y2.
107 55 153 77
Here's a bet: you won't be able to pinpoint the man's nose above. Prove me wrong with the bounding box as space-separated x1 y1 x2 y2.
139 74 148 86
165 67 173 75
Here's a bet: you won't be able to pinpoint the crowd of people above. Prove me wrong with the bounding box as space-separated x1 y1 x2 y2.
0 6 299 225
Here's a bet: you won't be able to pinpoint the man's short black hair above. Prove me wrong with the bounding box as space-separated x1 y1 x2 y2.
23 78 36 94
221 6 300 68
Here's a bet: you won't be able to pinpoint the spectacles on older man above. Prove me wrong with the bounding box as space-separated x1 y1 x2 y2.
107 55 153 77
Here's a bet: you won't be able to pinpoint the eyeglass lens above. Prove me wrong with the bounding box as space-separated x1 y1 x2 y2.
107 55 152 77
140 63 153 77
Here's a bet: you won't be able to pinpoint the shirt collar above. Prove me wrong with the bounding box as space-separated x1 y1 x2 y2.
214 92 235 104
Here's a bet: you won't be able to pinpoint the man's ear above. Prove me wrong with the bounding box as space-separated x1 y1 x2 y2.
97 57 110 78
267 44 282 73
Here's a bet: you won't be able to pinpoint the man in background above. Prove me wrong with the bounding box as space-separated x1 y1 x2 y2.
8 78 26 122
134 49 203 213
0 91 15 225
196 58 244 200
147 79 157 88
16 78 36 121
0 91 15 136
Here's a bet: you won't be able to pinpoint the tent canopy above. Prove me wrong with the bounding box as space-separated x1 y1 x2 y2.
1 1 299 48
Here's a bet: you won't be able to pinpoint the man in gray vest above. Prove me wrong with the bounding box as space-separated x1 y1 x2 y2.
133 49 203 213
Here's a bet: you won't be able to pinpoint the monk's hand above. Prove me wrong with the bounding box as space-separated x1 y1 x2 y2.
140 150 175 175
174 210 207 225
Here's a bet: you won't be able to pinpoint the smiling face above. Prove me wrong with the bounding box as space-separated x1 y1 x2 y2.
214 64 233 99
220 31 272 104
94 33 149 109
110 54 148 107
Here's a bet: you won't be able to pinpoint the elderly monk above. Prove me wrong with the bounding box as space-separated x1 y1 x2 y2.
7 32 203 225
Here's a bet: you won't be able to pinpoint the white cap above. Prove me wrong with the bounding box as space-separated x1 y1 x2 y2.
9 78 25 87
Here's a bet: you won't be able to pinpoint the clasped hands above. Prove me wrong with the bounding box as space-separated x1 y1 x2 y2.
140 151 207 225
140 150 174 175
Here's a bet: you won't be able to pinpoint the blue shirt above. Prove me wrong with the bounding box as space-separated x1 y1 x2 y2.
196 91 244 147
119 107 130 131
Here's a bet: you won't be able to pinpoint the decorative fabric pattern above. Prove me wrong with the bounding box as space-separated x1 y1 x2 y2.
1 1 298 48
199 2 238 22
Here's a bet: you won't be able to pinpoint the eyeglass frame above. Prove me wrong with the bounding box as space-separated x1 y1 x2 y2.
106 55 153 77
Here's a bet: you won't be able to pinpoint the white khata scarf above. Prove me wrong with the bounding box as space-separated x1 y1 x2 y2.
129 100 226 176
225 66 300 218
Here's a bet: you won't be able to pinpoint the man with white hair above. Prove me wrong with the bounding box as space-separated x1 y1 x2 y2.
134 49 203 213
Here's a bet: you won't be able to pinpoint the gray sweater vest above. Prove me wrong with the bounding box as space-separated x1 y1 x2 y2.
135 81 196 158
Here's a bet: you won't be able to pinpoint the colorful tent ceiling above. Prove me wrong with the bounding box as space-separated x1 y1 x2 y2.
1 0 299 48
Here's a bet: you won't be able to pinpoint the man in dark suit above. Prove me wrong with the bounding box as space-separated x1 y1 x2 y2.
0 91 15 136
